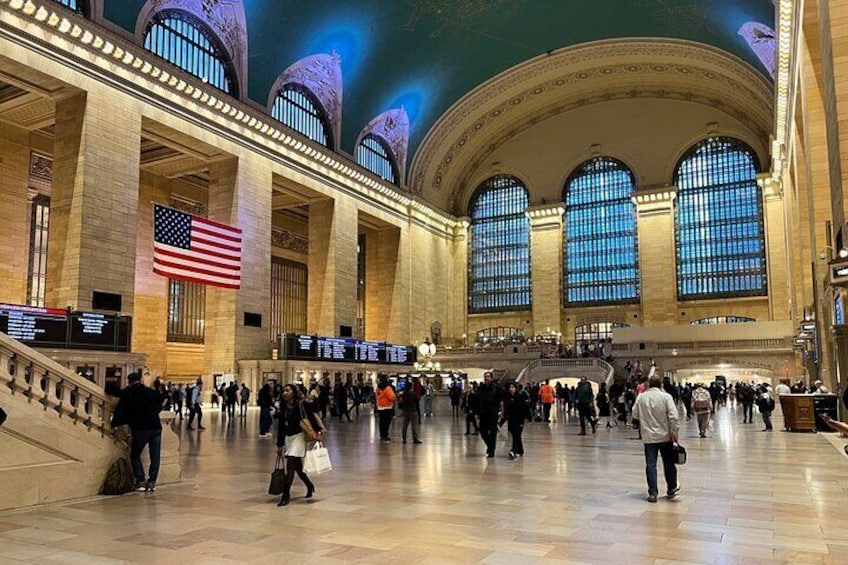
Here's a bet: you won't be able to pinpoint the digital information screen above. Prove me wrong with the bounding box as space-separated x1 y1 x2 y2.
0 303 68 347
0 303 131 351
279 334 415 365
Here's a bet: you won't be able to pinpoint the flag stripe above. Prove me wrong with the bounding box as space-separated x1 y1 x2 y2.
191 240 242 258
154 245 241 269
192 223 242 243
154 268 241 289
193 215 243 235
153 250 241 275
154 257 241 280
191 231 242 251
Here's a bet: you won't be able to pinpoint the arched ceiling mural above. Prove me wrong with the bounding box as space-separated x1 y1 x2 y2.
100 0 775 184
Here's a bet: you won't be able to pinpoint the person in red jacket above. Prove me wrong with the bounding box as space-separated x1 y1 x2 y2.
539 380 555 422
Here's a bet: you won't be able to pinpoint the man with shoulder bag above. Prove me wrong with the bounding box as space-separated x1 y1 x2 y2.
632 376 680 503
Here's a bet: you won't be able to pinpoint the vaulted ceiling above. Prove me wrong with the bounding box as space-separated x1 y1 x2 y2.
99 0 775 176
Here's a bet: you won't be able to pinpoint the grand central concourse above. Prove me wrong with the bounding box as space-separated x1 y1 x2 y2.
1 0 848 563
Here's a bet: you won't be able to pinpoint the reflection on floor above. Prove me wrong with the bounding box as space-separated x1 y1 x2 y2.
1 399 847 564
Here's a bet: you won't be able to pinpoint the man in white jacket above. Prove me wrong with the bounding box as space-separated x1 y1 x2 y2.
632 376 680 503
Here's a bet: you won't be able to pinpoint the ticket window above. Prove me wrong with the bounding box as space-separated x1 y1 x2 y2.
105 366 123 397
76 365 96 383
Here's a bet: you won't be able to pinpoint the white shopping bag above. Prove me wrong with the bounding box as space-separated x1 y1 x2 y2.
304 442 333 474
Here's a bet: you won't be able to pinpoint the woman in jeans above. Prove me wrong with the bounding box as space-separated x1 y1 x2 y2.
276 384 326 506
503 382 531 459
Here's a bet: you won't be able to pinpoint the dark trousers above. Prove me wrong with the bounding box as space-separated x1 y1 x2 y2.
402 412 420 441
188 403 202 427
173 401 182 420
378 409 393 440
226 401 236 417
578 404 595 433
508 421 524 455
259 406 273 435
239 401 248 416
742 402 753 423
130 429 162 485
761 410 773 430
542 403 552 422
479 415 498 456
465 413 479 434
644 441 677 497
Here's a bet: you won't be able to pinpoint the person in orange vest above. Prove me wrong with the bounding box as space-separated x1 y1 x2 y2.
376 376 397 442
539 380 555 423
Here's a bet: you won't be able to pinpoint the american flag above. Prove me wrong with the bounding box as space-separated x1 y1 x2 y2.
153 204 242 289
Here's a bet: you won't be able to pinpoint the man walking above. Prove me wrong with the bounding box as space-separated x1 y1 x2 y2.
257 382 274 438
691 384 712 437
478 371 502 458
539 380 555 423
399 379 423 444
111 371 163 492
239 383 250 417
575 376 596 435
187 378 205 430
632 376 680 503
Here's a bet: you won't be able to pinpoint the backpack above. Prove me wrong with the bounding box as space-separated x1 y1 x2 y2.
100 457 135 495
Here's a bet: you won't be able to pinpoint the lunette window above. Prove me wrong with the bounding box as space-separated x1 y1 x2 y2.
52 0 84 13
167 278 206 343
271 84 333 148
563 157 639 306
675 137 767 300
143 10 237 96
355 134 397 184
468 175 531 313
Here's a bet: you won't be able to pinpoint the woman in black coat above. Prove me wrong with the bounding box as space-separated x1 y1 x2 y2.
503 382 531 459
596 382 612 429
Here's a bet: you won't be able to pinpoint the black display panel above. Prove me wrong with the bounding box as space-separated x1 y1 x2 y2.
0 304 68 347
279 334 415 365
0 303 131 351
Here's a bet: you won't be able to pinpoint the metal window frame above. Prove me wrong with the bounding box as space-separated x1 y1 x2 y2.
270 257 308 339
355 134 398 184
166 278 206 344
26 194 50 307
563 157 640 307
272 84 333 149
574 322 630 344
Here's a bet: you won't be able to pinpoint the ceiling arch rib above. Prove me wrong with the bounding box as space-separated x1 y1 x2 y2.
408 39 774 213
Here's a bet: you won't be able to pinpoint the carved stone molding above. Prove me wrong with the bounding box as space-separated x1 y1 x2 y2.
168 194 207 217
272 228 308 255
29 152 53 184
267 53 342 149
408 39 774 209
136 0 248 96
358 108 410 185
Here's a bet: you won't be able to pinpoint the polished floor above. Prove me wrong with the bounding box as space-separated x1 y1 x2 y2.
2 398 848 564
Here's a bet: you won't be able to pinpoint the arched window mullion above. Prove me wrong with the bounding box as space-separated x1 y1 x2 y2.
355 134 397 184
468 175 531 314
271 84 333 149
563 157 639 306
52 0 85 14
674 137 767 300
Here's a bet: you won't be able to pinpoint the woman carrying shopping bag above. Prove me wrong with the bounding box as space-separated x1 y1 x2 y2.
275 384 327 507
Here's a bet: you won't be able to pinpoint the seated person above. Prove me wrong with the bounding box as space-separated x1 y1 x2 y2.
821 415 848 436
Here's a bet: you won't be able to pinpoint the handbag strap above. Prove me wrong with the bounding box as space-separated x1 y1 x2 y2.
275 454 284 469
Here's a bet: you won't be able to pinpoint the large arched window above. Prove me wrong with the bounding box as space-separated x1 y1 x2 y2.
675 137 767 299
143 10 238 96
356 134 397 184
468 175 531 313
53 0 85 13
563 157 639 305
272 84 333 149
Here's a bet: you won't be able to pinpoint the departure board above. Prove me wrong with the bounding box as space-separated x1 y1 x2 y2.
279 334 415 365
69 312 117 350
0 304 68 347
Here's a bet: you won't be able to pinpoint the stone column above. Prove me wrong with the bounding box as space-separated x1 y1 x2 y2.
759 175 791 321
47 92 140 313
527 203 565 336
365 226 407 343
203 156 272 378
634 187 678 325
452 218 470 346
0 127 31 304
307 197 358 336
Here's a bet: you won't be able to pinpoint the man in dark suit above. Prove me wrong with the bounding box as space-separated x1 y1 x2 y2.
111 370 163 492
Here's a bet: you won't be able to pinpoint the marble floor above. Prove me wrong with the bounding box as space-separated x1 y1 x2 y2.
2 399 848 564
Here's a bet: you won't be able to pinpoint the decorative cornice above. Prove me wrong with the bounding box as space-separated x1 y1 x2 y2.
632 185 677 212
168 194 207 217
526 203 564 228
271 227 308 255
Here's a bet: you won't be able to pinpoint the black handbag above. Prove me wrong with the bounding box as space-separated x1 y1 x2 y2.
674 443 687 465
268 455 286 495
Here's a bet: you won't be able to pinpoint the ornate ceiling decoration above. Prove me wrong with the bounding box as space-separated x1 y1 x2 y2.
409 39 774 212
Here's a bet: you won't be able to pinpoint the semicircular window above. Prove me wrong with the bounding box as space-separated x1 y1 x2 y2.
564 157 639 306
675 137 767 300
53 0 85 13
468 175 531 314
355 134 397 184
143 10 238 96
272 84 333 149
690 316 756 325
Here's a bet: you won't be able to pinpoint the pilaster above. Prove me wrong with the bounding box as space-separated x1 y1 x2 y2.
47 92 141 313
204 156 272 377
452 218 470 345
759 174 790 321
634 186 678 325
0 130 31 304
526 204 565 335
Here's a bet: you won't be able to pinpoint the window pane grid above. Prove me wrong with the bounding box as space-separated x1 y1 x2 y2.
355 135 397 184
564 158 640 306
27 195 50 307
468 175 531 313
675 137 767 300
690 316 756 325
575 322 629 344
52 0 83 13
272 85 331 148
143 11 236 95
270 257 307 339
167 279 206 343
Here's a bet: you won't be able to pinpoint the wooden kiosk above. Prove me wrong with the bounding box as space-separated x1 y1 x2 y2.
779 394 817 432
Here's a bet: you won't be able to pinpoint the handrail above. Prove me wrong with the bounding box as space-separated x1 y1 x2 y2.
516 357 615 384
0 332 116 438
